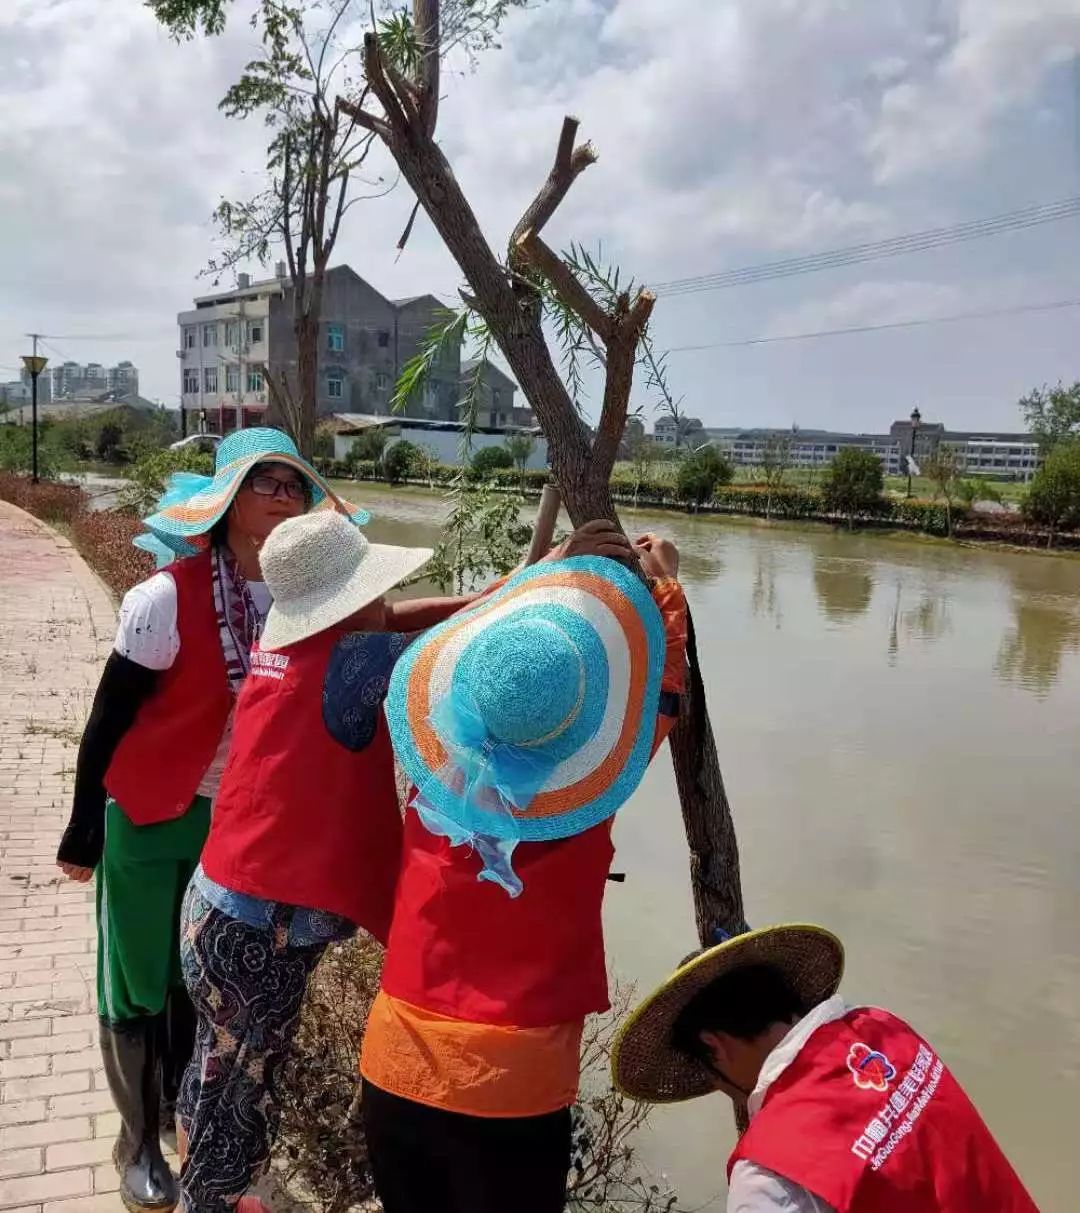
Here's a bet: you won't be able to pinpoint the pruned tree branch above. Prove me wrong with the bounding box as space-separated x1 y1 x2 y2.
511 116 598 257
516 229 612 341
414 0 441 135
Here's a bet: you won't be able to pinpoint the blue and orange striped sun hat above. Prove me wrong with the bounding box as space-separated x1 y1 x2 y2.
134 427 370 564
386 556 666 893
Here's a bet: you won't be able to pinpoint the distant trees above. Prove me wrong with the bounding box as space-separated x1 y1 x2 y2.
821 448 884 528
471 445 514 476
759 427 796 519
676 445 733 509
1019 381 1080 453
503 433 536 485
922 447 961 536
1023 440 1080 547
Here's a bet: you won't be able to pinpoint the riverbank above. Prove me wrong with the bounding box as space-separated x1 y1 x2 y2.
323 474 1080 554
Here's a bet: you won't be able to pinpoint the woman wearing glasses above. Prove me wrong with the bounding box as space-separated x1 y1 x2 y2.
55 429 369 1213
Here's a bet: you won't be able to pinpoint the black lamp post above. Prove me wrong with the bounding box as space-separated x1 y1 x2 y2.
20 353 49 485
906 406 922 498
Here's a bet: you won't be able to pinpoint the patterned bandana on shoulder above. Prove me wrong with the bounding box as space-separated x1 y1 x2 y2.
212 544 262 694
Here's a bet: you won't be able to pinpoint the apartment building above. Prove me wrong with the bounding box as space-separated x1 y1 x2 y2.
177 265 467 434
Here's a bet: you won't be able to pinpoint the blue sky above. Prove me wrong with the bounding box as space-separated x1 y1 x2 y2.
2 0 1079 433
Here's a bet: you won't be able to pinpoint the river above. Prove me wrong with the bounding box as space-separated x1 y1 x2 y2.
332 481 1079 1211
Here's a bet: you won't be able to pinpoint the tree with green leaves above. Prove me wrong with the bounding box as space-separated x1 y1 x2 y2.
335 0 747 950
922 446 961 536
759 428 796 520
821 448 884 529
346 425 390 470
676 445 733 510
150 0 528 459
1019 381 1080 453
503 432 536 484
471 445 514 477
1023 439 1080 547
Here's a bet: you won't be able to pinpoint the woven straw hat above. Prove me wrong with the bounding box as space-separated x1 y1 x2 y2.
137 427 369 562
385 555 666 845
611 924 844 1104
259 511 432 650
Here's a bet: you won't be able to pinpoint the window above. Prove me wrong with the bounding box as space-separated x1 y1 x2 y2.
204 366 218 393
182 368 199 394
225 365 240 393
184 327 196 350
327 324 344 353
492 390 502 409
247 321 264 345
377 330 390 349
375 372 390 392
224 321 238 348
327 372 344 399
247 369 264 392
203 324 217 347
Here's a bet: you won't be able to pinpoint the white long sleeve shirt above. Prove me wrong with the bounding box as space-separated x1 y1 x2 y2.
726 995 850 1213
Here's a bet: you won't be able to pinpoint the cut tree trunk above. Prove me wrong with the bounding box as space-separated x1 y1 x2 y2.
339 35 747 948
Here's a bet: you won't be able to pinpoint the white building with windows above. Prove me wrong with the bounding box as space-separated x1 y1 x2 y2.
177 272 276 433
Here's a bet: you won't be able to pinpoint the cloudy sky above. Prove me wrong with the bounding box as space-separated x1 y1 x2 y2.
2 0 1079 433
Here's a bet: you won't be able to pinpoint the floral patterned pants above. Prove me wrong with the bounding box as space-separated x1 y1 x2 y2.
176 884 327 1213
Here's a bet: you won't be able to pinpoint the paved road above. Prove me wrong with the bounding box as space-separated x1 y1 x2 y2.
0 501 129 1211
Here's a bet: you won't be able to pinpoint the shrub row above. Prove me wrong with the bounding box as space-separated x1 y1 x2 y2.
0 473 152 597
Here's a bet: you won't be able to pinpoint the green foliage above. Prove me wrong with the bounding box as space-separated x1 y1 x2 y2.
313 422 337 461
1023 440 1080 543
921 447 961 534
383 440 422 485
675 446 734 506
1019 381 1080 452
470 445 514 476
119 446 215 516
820 448 885 525
504 432 536 473
346 427 390 467
423 483 532 594
956 478 1004 508
96 422 125 463
393 309 470 414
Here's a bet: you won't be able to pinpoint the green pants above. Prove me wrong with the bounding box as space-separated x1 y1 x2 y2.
96 797 211 1025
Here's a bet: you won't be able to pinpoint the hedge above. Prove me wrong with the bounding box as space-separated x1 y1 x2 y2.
0 473 152 597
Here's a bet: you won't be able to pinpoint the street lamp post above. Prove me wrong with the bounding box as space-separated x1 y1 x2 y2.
20 350 49 485
906 406 922 498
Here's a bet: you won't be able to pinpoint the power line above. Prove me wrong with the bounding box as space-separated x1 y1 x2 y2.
666 297 1080 353
651 196 1080 298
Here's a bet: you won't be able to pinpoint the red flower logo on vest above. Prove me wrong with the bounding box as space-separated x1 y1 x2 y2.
847 1043 896 1092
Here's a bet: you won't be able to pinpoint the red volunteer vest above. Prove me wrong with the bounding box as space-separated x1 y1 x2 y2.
200 626 403 943
729 1007 1037 1213
379 810 614 1027
105 551 232 826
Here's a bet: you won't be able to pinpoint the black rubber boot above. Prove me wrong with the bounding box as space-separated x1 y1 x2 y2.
158 988 196 1154
99 1017 179 1212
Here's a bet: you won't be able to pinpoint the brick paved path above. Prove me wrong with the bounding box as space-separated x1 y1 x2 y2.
0 501 133 1211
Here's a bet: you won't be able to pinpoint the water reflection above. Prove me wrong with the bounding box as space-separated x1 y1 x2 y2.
888 580 951 664
751 549 782 628
812 555 874 622
996 601 1080 696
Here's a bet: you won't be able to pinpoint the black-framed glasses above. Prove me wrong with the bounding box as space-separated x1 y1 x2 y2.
248 474 307 501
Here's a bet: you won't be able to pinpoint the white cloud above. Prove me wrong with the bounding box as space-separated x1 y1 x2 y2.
1 0 1077 430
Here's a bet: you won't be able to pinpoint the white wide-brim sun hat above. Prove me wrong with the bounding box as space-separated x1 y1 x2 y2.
258 511 433 651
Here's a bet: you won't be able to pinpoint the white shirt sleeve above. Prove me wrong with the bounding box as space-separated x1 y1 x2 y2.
114 573 181 671
728 1161 837 1213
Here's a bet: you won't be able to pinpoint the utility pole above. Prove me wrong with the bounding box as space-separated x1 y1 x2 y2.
21 334 48 485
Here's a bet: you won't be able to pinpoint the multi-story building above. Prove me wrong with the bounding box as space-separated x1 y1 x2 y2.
460 359 534 428
50 360 136 401
654 414 704 447
667 417 1044 482
177 266 466 435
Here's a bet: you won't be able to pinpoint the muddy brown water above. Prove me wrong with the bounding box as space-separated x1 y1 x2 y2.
330 482 1078 1210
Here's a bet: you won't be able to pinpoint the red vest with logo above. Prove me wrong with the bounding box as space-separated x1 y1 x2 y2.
379 811 614 1026
200 626 403 944
729 1007 1037 1213
105 551 232 826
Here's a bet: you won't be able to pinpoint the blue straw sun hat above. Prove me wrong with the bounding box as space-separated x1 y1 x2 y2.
133 427 370 566
385 556 667 895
